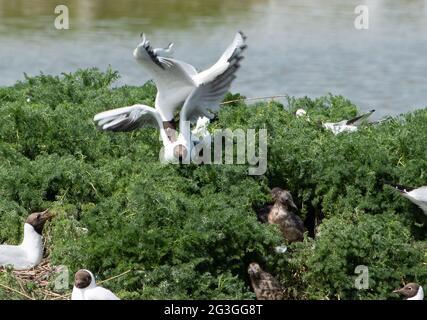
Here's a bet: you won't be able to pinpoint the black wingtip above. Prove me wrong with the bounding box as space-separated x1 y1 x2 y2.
384 181 414 193
238 31 247 41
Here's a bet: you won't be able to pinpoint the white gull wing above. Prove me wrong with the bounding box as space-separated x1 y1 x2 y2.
179 33 247 128
323 110 375 134
134 35 196 121
386 182 427 215
0 245 32 270
153 43 174 57
193 31 247 86
93 104 162 132
84 286 120 300
323 120 355 135
406 186 427 215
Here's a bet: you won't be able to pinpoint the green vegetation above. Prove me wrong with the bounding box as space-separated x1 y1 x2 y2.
0 68 426 300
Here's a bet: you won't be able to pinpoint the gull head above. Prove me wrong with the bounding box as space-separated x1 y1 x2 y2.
26 209 54 235
162 139 193 164
173 144 189 163
271 188 298 211
74 269 95 289
393 283 422 299
247 262 262 279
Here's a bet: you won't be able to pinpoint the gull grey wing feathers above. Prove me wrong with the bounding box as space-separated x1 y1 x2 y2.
194 31 247 85
180 32 247 124
134 34 196 120
385 181 427 215
153 43 174 57
407 187 427 215
346 109 375 126
94 105 162 132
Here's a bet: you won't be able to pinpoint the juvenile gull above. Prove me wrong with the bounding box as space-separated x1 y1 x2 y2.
385 182 427 215
268 188 305 243
0 210 53 270
248 262 284 300
71 269 120 300
323 109 375 135
94 32 247 163
393 283 424 300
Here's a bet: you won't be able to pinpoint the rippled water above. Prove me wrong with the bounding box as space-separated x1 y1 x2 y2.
1 0 427 118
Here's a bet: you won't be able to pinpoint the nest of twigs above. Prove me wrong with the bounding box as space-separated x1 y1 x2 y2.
0 259 70 300
1 260 131 300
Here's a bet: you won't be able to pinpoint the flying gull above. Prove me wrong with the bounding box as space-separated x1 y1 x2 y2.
72 269 120 300
94 32 247 163
323 109 375 135
0 210 53 270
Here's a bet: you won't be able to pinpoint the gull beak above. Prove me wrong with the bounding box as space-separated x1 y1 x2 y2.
40 209 55 221
289 201 298 211
393 288 403 294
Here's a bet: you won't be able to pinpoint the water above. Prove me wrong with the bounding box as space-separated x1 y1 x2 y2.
1 0 427 118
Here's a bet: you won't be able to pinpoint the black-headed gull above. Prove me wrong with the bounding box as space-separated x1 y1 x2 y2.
71 269 120 300
386 182 427 215
323 109 375 134
0 210 53 270
94 32 247 163
267 188 305 243
248 262 284 300
394 283 424 300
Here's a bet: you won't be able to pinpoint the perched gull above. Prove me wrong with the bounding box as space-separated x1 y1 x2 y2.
71 269 120 300
385 182 427 215
94 32 247 163
0 210 53 270
268 188 305 243
394 283 424 300
248 262 284 300
323 109 375 135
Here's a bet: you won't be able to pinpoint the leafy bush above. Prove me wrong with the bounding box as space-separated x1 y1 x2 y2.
0 69 425 299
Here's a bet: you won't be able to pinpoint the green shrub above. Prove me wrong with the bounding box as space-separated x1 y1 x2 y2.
0 69 425 299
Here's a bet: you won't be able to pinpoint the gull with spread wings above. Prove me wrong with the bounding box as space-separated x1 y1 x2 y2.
94 32 247 163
